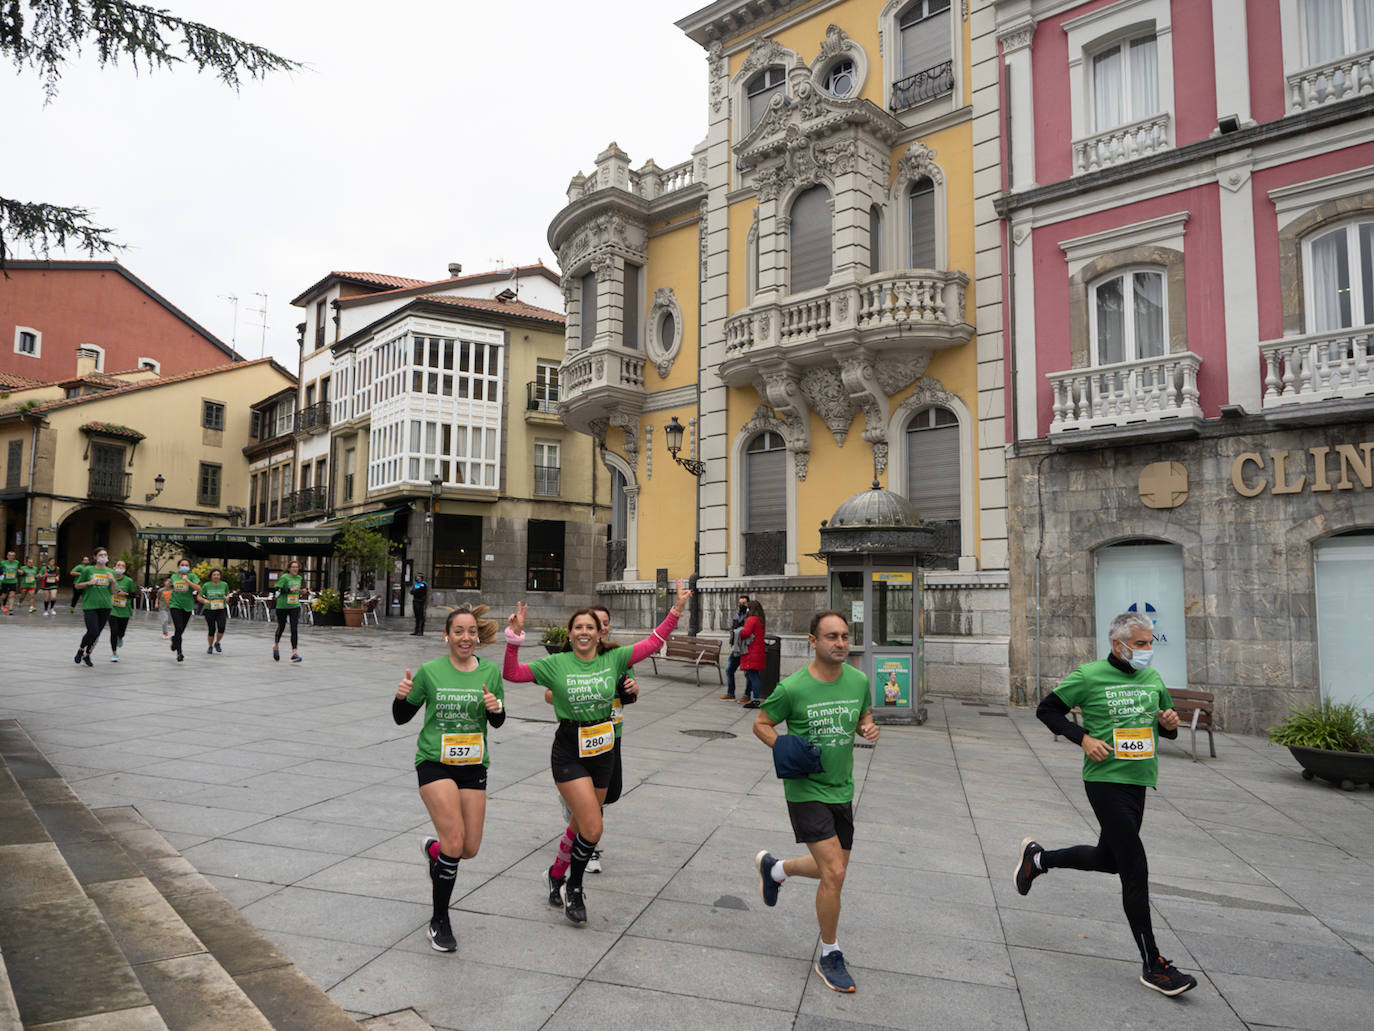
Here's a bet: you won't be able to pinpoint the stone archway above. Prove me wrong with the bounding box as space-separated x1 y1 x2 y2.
57 505 140 576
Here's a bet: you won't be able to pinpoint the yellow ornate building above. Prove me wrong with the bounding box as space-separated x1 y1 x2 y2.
550 0 1009 694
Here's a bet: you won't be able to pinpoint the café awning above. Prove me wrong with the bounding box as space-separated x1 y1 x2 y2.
136 525 340 559
316 505 409 530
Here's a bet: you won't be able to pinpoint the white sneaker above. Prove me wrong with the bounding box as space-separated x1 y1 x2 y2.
587 849 602 874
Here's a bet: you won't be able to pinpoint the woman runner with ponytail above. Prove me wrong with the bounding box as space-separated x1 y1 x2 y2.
504 580 690 925
393 605 504 953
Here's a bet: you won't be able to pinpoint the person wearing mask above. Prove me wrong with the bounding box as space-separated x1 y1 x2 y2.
720 594 752 701
0 550 18 614
167 558 200 662
154 576 173 638
272 559 304 663
197 568 230 654
106 560 136 662
17 556 38 613
393 605 504 952
72 548 115 667
1014 611 1196 998
39 558 61 616
410 572 429 636
69 555 90 612
739 599 767 708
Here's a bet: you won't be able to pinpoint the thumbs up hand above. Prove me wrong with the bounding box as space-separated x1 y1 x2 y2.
396 669 413 700
482 686 503 712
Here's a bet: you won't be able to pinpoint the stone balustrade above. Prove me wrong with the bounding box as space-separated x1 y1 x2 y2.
1287 48 1374 112
1072 112 1171 173
1047 352 1202 433
1260 328 1374 407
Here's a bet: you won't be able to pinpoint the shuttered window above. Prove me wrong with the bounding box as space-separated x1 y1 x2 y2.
900 0 952 77
745 431 787 530
580 273 597 349
622 263 639 349
909 177 936 268
790 186 832 293
905 408 959 521
746 66 786 130
870 205 883 274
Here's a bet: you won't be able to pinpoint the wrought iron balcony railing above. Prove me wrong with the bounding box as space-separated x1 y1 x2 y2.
743 530 787 577
890 60 954 112
293 401 331 436
526 380 560 414
533 465 561 497
88 469 132 501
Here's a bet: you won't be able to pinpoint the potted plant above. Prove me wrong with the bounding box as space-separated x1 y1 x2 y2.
311 588 344 627
342 592 366 628
541 625 568 655
334 522 395 627
1268 699 1374 791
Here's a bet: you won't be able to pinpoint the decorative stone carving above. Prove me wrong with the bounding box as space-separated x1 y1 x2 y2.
644 424 653 479
874 355 931 395
816 24 851 64
740 403 810 483
997 22 1035 54
872 440 889 477
841 356 889 443
893 141 945 192
737 35 793 83
762 368 812 459
891 376 954 423
590 253 617 281
608 411 638 469
588 417 609 447
708 40 726 114
753 128 861 202
646 287 684 378
699 200 708 269
800 366 856 445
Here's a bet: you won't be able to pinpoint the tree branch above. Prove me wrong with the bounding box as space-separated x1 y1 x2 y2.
0 195 123 275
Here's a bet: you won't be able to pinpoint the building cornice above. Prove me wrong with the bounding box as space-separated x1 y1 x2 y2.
676 0 842 50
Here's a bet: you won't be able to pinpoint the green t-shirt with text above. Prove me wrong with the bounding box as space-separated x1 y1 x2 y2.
200 581 228 611
18 565 37 588
41 567 60 589
168 571 200 611
406 656 504 768
1053 659 1173 787
109 575 136 617
528 647 630 724
79 566 115 610
275 573 303 610
0 559 17 583
761 664 872 805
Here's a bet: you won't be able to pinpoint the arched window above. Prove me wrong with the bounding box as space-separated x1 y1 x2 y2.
1304 219 1374 331
789 185 832 293
579 272 597 349
869 204 883 275
823 58 857 97
908 176 935 268
905 406 959 523
745 65 786 131
1089 268 1166 365
744 431 786 576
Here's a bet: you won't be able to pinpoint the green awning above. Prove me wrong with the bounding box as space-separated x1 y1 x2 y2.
136 526 340 558
316 505 409 530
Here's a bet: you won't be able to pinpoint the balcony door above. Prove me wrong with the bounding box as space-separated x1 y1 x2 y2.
89 442 126 500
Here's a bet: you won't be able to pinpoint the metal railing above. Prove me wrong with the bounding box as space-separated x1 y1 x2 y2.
283 486 328 517
1047 352 1203 433
743 530 787 577
1287 47 1374 112
526 380 560 413
1072 112 1171 173
88 469 131 501
890 59 954 111
1260 327 1374 407
293 401 331 436
533 465 561 497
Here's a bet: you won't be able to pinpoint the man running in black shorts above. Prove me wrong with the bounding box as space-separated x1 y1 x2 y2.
751 610 878 993
1015 611 1197 997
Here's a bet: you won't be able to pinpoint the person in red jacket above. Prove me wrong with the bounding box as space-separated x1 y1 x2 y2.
739 600 766 708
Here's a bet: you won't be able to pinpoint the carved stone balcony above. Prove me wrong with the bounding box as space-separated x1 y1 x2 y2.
1260 327 1374 413
558 345 646 435
1072 112 1171 174
1287 48 1374 112
1047 352 1202 438
720 270 971 386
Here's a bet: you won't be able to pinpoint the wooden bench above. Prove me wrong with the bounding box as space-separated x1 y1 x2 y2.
1169 689 1216 761
649 634 723 685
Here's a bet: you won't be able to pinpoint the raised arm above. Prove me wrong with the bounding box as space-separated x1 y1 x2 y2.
626 578 693 666
503 601 537 683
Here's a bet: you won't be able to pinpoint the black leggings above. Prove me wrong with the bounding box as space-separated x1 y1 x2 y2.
1041 781 1159 966
170 608 192 653
108 614 129 651
79 608 109 651
275 607 299 649
205 609 227 638
604 737 624 806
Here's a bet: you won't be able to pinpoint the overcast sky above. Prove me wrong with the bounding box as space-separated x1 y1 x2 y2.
7 1 707 370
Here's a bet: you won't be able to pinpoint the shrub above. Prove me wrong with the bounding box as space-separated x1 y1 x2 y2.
541 625 568 647
311 588 342 614
1268 699 1374 754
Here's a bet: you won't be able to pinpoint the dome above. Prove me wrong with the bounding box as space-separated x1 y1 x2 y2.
827 481 922 528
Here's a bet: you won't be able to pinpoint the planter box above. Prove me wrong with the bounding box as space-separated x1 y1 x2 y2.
313 609 344 627
543 644 565 655
1287 745 1374 790
343 607 365 628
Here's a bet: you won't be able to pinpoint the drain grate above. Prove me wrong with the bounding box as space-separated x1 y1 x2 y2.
978 711 1010 717
680 729 737 740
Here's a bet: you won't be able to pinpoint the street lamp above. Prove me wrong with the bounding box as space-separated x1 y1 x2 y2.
144 473 165 503
428 473 443 593
663 416 705 477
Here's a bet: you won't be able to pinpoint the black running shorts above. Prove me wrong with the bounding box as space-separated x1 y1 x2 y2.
786 800 855 851
550 723 615 788
416 760 488 790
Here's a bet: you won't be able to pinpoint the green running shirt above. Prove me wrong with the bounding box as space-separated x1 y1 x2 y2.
760 664 872 805
1053 660 1174 788
406 656 504 768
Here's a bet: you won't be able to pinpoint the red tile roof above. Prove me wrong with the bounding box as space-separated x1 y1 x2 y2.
414 293 565 325
332 271 431 290
0 372 43 389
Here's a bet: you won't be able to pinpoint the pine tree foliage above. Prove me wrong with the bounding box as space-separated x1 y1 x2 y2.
1 0 298 270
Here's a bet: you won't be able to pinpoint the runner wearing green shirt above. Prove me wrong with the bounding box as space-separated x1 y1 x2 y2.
73 548 116 668
106 562 136 662
0 550 17 614
167 558 200 662
393 605 505 953
503 582 689 925
40 561 60 616
752 610 878 995
69 555 90 612
1015 611 1196 998
18 561 38 612
197 568 230 655
272 560 304 663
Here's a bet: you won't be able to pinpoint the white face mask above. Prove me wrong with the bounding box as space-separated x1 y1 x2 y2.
114 567 126 576
95 555 108 565
179 565 190 573
1123 645 1154 671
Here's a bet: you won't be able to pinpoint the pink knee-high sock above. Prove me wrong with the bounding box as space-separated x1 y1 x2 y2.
551 825 575 878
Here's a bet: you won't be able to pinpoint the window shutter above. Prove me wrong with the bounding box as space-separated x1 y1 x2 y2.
790 186 832 293
622 264 639 349
580 273 597 348
909 179 936 269
901 7 950 77
747 445 787 530
907 420 960 521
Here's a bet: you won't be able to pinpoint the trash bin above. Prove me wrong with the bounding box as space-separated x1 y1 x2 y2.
761 635 782 698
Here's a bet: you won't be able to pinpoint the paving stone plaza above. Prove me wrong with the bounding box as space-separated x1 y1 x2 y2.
2 612 1372 1030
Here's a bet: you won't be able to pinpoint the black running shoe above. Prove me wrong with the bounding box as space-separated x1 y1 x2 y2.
754 850 781 907
82 652 93 667
1015 837 1044 896
546 866 566 907
1140 957 1197 997
562 883 587 924
427 915 456 952
815 950 856 993
74 649 83 664
176 652 184 662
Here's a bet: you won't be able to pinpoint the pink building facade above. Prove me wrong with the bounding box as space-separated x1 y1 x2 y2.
997 0 1374 730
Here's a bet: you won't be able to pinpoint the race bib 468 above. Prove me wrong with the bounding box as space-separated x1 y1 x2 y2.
1112 726 1155 760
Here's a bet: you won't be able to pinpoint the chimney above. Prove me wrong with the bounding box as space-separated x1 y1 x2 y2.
448 263 463 278
75 345 99 378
